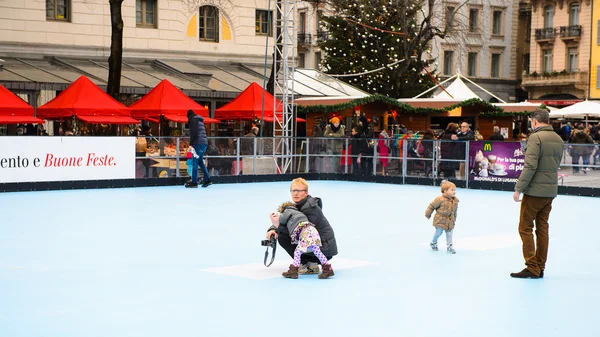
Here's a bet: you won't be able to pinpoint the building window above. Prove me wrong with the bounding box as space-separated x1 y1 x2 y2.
544 5 554 29
445 7 455 32
298 53 305 69
469 8 479 33
542 49 553 73
523 54 530 74
492 10 503 35
315 52 322 70
467 52 478 77
199 6 219 42
256 10 272 36
136 0 156 28
568 48 578 72
569 3 579 26
443 50 454 76
491 53 501 78
317 10 323 31
46 0 69 21
299 12 306 33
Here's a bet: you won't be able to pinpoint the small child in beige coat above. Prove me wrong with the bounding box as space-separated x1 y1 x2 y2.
425 181 459 254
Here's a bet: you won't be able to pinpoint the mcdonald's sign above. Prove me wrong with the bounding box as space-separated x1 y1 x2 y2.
483 142 493 152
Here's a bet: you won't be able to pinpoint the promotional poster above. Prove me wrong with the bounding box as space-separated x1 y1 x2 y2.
469 141 525 183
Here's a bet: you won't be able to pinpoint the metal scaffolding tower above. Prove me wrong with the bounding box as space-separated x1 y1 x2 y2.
273 0 296 174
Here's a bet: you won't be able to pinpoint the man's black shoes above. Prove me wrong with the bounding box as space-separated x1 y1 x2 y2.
510 268 540 279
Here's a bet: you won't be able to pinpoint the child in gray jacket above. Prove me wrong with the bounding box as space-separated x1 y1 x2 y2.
269 201 334 279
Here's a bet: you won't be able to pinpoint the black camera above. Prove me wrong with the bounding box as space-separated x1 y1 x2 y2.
261 236 277 267
261 236 276 247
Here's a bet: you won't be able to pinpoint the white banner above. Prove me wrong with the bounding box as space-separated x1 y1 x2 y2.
0 137 135 183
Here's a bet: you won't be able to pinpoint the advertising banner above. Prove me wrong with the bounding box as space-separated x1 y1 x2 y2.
0 137 135 183
469 141 525 183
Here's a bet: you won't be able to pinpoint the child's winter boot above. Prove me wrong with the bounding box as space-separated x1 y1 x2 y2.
447 244 456 254
282 264 299 279
430 242 438 251
318 264 335 279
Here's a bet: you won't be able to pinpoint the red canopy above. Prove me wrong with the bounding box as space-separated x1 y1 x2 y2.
130 79 219 124
214 82 282 120
263 115 306 123
0 85 43 124
37 76 138 124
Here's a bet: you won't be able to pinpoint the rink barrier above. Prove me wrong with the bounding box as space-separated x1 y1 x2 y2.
0 174 596 197
0 136 597 197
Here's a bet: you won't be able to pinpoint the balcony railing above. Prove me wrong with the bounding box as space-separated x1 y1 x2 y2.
535 28 556 42
316 30 330 42
297 33 312 45
522 70 588 88
560 25 582 40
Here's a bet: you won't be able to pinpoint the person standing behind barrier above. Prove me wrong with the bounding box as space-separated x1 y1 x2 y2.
439 123 460 179
489 126 505 141
350 126 369 175
511 109 563 279
570 125 594 174
456 122 474 179
378 129 391 175
241 126 258 156
186 110 211 188
324 117 345 173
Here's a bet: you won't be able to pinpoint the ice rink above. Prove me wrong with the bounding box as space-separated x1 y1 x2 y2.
0 181 597 337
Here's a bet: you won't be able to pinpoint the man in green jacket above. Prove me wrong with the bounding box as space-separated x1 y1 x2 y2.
511 109 564 279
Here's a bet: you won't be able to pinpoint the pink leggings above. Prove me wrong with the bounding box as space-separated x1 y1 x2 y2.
293 245 329 267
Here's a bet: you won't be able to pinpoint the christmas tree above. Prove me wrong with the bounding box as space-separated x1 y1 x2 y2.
318 0 446 98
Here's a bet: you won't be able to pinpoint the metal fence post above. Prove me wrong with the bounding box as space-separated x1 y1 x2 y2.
175 137 180 178
465 141 470 189
373 137 378 176
253 137 257 175
402 137 407 184
344 138 349 174
236 137 241 175
432 140 438 183
305 138 310 173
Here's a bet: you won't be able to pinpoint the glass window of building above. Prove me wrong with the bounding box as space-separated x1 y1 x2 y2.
136 0 156 28
46 0 69 21
443 51 454 75
199 6 219 42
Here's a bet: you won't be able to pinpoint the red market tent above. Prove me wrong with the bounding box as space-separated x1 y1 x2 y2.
0 85 43 124
263 115 306 123
36 76 139 124
130 79 219 124
214 82 282 120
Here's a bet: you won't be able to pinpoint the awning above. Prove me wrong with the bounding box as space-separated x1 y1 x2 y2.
0 84 42 124
37 75 138 124
527 99 583 106
263 115 306 123
0 115 44 124
215 82 281 120
130 79 216 123
163 113 220 124
77 115 140 125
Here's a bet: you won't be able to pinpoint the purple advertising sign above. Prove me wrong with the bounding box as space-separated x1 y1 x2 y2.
469 141 525 183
